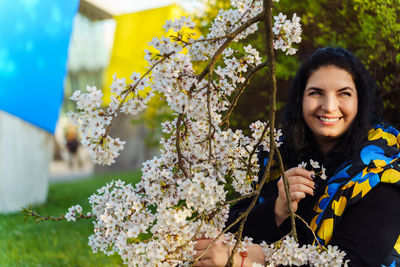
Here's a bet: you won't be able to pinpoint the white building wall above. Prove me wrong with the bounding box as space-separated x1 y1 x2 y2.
0 111 53 213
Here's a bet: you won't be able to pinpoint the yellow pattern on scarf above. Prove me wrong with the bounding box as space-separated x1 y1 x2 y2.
317 218 334 244
368 128 399 148
311 126 400 248
395 235 400 254
381 168 400 184
332 196 347 217
351 179 372 198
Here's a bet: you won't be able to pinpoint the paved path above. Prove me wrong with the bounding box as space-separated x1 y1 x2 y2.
49 147 94 182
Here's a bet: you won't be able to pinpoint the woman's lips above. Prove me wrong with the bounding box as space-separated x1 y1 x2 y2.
317 116 341 125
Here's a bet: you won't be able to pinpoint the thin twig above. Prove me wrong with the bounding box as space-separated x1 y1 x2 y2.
294 214 322 249
207 72 214 161
172 35 228 46
194 127 216 145
103 52 174 137
219 61 268 128
189 12 264 95
275 147 298 242
176 113 189 178
227 1 279 265
22 207 92 222
193 210 249 265
231 0 257 33
245 124 270 185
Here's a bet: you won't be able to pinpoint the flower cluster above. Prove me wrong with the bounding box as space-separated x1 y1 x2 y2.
188 0 297 62
70 81 283 263
68 72 153 165
298 159 327 180
261 236 348 266
63 0 344 266
223 232 254 254
189 0 262 61
163 16 196 32
65 204 83 222
68 0 300 167
213 45 263 98
272 12 302 55
250 121 283 152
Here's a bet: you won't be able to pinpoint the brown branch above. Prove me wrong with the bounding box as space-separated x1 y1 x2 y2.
227 1 280 265
245 123 270 183
102 52 174 137
294 214 322 249
262 0 300 244
172 35 229 46
176 113 189 178
225 105 274 266
224 191 259 206
226 147 276 267
194 128 216 145
189 12 264 95
167 190 259 252
166 188 259 266
194 210 249 266
192 190 259 224
172 4 259 48
219 61 268 128
22 207 92 222
230 0 257 33
275 147 298 242
207 73 214 161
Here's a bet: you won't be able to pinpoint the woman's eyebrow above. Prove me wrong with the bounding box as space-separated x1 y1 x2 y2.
305 87 323 92
338 87 355 92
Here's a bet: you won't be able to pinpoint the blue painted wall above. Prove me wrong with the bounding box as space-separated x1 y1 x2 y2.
0 0 80 133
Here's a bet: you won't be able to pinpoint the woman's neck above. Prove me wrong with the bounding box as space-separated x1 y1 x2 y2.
315 138 337 157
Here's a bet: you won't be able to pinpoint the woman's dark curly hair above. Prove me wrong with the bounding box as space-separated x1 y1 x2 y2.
281 47 383 174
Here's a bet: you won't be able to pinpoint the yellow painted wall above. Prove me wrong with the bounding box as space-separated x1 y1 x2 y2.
103 4 185 102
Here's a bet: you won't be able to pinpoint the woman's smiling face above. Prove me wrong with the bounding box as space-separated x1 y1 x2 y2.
302 65 358 150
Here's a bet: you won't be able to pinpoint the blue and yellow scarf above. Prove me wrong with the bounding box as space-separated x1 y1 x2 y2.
310 124 400 266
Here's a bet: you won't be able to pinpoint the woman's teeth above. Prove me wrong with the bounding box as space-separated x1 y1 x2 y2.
319 117 339 122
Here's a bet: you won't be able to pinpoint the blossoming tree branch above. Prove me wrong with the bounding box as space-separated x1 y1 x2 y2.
24 0 346 266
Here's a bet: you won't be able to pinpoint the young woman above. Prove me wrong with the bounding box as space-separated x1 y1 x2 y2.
193 47 400 266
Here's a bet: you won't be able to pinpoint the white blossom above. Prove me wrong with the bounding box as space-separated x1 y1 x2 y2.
310 159 320 169
298 161 307 168
261 236 347 266
320 166 327 180
272 13 302 55
297 160 327 180
65 205 83 222
62 1 343 266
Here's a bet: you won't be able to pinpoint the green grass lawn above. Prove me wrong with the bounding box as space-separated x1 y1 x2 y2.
0 170 142 267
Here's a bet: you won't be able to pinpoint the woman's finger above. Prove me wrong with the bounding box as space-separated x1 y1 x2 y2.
285 167 314 180
290 191 306 201
288 183 314 196
277 176 314 193
194 239 212 250
284 175 315 189
193 249 207 260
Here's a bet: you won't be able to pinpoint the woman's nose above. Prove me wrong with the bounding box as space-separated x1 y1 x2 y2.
321 95 339 112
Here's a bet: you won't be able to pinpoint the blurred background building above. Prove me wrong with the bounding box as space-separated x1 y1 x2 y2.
0 0 203 212
0 0 80 213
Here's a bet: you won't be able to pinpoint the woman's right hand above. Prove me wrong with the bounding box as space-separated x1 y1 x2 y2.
274 167 315 226
193 233 266 267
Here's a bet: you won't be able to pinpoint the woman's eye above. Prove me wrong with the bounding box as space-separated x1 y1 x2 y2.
308 91 321 96
340 92 351 96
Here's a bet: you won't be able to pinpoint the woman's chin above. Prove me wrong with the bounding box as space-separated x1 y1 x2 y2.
314 132 342 143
